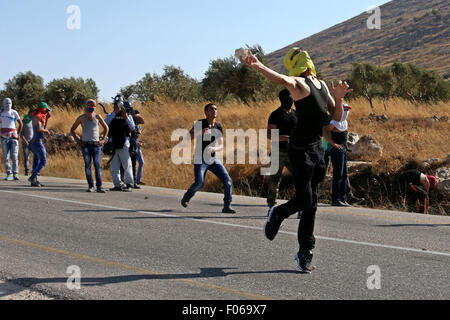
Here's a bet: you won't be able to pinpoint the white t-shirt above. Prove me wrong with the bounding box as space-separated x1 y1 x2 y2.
330 110 349 132
0 110 20 139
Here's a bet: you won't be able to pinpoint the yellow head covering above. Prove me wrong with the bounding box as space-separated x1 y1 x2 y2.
283 48 317 77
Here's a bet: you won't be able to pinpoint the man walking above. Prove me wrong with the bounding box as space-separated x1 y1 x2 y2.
1 98 23 181
71 99 109 193
29 102 52 187
181 103 236 214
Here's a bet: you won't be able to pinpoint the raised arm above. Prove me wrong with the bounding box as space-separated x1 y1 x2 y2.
34 117 49 134
328 81 353 121
240 51 310 101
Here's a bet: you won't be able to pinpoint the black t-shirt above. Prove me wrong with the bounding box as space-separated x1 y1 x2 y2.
291 78 329 149
193 119 223 158
268 107 298 150
398 169 421 186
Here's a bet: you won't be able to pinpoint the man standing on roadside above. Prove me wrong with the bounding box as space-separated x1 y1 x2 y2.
1 98 23 181
71 99 109 193
21 110 34 176
266 89 297 210
105 96 135 192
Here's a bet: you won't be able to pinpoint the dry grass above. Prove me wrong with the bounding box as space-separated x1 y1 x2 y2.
2 98 449 205
346 98 450 173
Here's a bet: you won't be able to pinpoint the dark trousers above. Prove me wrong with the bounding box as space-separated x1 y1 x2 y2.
277 144 327 252
325 149 354 200
329 147 348 203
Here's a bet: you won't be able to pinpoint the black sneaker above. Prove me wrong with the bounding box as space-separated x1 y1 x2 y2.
181 197 189 208
86 187 95 193
109 186 123 191
133 184 141 189
30 181 42 187
264 205 284 241
222 207 236 214
295 250 314 274
96 188 106 193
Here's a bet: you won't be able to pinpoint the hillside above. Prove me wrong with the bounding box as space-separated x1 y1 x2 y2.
266 0 449 81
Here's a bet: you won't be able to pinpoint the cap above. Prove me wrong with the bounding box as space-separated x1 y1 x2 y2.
38 102 52 111
86 99 97 107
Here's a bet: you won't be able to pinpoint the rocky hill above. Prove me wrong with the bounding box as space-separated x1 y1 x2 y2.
266 0 449 81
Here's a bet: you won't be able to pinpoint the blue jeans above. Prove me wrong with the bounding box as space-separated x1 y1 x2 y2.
183 158 233 207
136 146 144 183
1 138 19 175
22 141 32 174
330 147 348 203
29 141 47 181
82 142 102 189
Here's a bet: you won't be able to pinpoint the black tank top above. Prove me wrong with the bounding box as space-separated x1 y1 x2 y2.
331 131 348 145
290 78 329 149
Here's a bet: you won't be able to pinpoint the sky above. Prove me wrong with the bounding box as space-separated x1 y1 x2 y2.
0 0 391 101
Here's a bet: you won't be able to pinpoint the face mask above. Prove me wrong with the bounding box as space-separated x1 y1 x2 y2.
281 96 293 110
85 107 95 119
2 98 12 112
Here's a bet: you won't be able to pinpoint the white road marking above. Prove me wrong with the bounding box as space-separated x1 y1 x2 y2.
1 189 449 258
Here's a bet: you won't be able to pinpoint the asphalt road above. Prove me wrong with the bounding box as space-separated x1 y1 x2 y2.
0 176 449 300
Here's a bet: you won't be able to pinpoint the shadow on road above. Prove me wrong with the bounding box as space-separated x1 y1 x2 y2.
8 267 302 291
375 224 450 228
0 185 87 193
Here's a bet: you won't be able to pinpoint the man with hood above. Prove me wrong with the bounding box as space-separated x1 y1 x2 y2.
1 98 23 181
21 110 36 176
70 99 109 193
240 48 352 273
266 89 297 210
